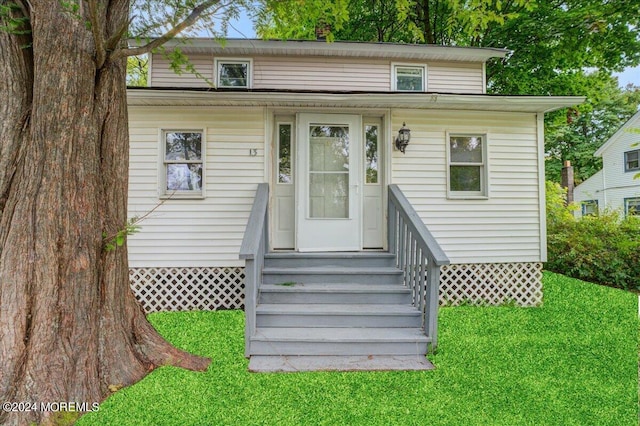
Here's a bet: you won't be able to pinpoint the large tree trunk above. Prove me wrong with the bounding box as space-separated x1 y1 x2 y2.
0 2 210 425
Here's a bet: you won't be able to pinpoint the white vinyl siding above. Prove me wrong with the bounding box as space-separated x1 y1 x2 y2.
253 56 391 91
149 54 486 94
128 106 265 267
149 55 214 87
391 109 543 264
427 62 485 94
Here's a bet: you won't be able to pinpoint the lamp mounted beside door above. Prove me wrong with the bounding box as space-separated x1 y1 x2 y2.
395 122 411 154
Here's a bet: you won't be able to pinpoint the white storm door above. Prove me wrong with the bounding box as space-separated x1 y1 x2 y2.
297 114 362 251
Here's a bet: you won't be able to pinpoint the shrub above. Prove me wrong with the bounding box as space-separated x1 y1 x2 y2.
545 181 640 291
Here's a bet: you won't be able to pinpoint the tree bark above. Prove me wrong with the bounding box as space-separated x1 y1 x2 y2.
0 2 210 425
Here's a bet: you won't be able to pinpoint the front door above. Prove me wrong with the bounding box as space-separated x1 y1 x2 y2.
296 113 362 251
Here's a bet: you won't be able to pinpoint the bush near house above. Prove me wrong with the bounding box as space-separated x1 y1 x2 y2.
545 181 640 291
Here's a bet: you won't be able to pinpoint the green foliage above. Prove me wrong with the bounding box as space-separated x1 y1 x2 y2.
126 56 148 87
77 276 637 425
256 0 350 41
256 0 534 44
0 2 31 36
103 216 142 252
546 182 640 290
545 180 577 227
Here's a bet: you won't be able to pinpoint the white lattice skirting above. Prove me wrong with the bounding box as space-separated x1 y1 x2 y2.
129 262 543 312
439 262 543 306
129 267 245 313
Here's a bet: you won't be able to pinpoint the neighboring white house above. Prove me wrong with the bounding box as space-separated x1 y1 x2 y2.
126 39 583 312
574 110 640 218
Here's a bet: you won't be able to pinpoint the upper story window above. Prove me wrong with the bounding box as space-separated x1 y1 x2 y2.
393 64 425 92
216 59 251 88
624 149 639 172
447 134 488 198
163 130 204 197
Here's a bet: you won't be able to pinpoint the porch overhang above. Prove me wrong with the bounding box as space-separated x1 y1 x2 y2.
127 88 585 114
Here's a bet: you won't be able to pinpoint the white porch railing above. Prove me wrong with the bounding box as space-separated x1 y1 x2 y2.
388 184 450 352
239 183 269 358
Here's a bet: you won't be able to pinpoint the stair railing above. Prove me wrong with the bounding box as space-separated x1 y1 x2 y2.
388 184 450 352
239 183 269 358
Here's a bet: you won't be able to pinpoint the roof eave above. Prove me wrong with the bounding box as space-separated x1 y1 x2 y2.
593 109 640 157
126 88 584 114
131 38 510 63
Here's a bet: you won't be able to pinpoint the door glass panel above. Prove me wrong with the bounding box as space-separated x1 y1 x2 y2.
365 125 378 183
309 125 350 218
278 124 292 183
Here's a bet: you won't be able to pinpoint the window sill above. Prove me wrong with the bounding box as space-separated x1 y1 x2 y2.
160 193 205 200
447 194 489 200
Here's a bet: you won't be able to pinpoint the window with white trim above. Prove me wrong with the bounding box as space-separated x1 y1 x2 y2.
393 65 425 92
447 134 487 197
163 130 204 196
624 149 639 172
625 197 640 217
216 59 251 88
581 200 598 216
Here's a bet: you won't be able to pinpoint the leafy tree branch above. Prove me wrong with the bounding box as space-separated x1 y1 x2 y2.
111 0 229 61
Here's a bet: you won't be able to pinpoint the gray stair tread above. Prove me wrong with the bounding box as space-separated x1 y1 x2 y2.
260 283 410 293
256 304 419 314
248 355 434 372
266 251 394 258
263 266 402 274
252 327 429 342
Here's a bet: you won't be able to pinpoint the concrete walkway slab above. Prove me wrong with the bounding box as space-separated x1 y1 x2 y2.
248 355 435 373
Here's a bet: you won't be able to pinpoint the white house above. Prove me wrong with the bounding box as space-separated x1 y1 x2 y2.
574 110 640 218
125 39 583 365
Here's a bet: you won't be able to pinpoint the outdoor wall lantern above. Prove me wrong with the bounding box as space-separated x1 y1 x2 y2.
395 122 411 154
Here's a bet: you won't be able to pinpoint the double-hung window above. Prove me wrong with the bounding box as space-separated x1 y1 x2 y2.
581 200 599 216
162 130 204 197
625 198 640 217
447 134 487 198
624 149 639 172
216 59 251 88
393 64 425 92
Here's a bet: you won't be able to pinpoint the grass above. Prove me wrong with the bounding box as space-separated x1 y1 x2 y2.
78 272 638 425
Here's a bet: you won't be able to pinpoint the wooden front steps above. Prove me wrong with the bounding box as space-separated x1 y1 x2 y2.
248 252 431 369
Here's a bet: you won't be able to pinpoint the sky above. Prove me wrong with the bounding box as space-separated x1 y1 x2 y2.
226 12 640 88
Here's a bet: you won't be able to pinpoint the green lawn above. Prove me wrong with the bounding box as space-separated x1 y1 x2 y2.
78 272 638 425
